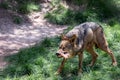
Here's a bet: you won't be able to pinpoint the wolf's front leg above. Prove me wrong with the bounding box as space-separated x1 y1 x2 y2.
78 52 83 74
56 58 67 75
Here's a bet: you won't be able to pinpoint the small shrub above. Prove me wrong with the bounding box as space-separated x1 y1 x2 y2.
17 2 40 14
45 4 87 25
107 18 119 26
82 9 100 22
13 16 23 24
0 1 9 9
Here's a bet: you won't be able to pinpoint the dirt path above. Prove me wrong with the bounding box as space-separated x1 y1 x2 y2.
0 8 67 69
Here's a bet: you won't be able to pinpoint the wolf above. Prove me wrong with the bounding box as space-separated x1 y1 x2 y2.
56 22 117 74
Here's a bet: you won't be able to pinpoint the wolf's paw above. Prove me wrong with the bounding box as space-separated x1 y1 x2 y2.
78 69 83 75
112 62 117 66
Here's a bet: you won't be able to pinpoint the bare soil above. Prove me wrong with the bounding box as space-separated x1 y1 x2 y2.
0 7 67 69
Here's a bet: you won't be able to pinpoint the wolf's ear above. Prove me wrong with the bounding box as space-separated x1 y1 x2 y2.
61 34 68 40
69 34 77 43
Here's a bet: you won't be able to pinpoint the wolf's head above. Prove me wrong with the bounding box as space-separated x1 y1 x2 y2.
56 34 77 59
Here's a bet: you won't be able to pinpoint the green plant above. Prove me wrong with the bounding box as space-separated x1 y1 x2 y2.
88 0 120 19
17 2 40 14
13 16 23 24
45 4 87 25
0 1 9 9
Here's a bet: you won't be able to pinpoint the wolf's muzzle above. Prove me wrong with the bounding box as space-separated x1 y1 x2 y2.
56 53 60 56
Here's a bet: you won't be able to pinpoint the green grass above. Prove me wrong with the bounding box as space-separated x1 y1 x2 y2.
0 0 41 14
1 23 120 80
17 2 40 14
0 1 9 9
13 16 23 24
45 4 87 25
45 0 120 25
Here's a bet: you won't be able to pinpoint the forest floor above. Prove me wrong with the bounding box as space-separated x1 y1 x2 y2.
0 4 67 70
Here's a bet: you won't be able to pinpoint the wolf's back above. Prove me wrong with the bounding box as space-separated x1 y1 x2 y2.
66 22 101 38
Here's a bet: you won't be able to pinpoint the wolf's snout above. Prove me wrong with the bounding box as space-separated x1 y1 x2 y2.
56 53 60 56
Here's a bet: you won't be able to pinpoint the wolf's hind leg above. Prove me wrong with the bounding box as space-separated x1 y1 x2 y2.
98 45 117 66
96 27 117 66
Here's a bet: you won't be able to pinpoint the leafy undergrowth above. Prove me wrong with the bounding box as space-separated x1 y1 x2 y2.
45 0 120 25
1 23 120 80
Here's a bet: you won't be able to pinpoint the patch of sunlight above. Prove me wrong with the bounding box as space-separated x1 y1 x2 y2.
104 27 114 41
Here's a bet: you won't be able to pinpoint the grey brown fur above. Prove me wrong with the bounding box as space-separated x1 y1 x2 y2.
56 22 117 75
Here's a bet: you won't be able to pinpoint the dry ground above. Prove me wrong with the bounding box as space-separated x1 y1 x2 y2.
0 8 67 69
